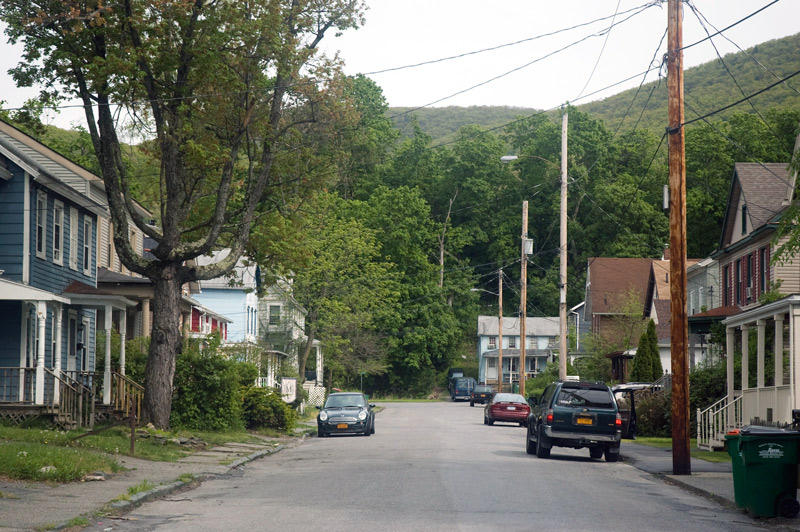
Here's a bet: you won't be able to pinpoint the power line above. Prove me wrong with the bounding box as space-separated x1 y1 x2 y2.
574 0 623 101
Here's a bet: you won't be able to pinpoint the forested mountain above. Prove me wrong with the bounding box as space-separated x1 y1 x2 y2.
388 32 800 142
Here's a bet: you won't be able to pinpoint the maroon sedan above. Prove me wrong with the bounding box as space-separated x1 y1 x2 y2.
484 393 530 427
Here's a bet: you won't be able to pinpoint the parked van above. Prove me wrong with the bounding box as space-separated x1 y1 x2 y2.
451 377 477 402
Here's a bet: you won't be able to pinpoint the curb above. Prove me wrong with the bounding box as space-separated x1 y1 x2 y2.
659 473 738 511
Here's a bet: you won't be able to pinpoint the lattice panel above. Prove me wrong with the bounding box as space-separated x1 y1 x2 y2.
304 384 326 407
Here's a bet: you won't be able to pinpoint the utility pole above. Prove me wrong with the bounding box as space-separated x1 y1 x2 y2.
498 269 503 394
559 108 569 381
520 201 528 396
668 0 691 476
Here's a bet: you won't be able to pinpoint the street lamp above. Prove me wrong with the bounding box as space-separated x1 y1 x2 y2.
471 270 503 392
502 118 569 387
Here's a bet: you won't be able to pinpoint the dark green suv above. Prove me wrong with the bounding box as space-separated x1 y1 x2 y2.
526 380 621 462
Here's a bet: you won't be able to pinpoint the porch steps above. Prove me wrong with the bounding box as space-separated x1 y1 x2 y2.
696 393 743 451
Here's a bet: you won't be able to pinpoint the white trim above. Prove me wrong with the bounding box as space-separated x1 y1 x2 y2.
83 216 92 276
22 174 30 283
35 190 46 259
69 207 79 270
81 316 90 371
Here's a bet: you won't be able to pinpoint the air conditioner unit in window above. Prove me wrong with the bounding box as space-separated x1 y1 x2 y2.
746 287 752 299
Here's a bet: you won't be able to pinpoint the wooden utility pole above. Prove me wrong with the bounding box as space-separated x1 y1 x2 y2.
668 0 691 476
498 269 503 394
559 109 569 381
520 201 528 396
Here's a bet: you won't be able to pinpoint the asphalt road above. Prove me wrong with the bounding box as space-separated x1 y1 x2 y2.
85 401 769 532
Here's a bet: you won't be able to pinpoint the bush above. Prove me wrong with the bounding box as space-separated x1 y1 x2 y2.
636 390 672 437
241 387 297 432
170 341 247 431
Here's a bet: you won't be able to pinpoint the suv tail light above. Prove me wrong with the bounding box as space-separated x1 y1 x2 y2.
615 413 622 427
546 409 553 424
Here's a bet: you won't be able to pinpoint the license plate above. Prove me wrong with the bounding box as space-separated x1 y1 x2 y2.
507 406 516 410
479 394 486 398
576 417 593 425
337 424 348 429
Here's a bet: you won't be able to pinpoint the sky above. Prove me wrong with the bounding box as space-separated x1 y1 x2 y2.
1 0 798 130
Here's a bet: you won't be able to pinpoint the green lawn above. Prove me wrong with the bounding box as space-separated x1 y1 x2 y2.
633 437 731 463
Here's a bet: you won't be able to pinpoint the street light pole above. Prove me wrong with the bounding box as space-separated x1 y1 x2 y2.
520 201 528 396
498 269 503 393
559 109 569 381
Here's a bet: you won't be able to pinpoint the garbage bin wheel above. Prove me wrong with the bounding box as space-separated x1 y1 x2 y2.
777 495 800 518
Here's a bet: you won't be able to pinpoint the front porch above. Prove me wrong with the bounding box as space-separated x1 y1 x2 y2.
697 295 799 450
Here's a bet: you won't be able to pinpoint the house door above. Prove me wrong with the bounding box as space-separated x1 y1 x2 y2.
67 317 77 373
486 358 498 380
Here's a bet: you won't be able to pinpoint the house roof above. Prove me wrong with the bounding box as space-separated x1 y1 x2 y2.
477 316 559 337
652 299 671 341
195 249 258 290
586 257 653 315
97 267 151 285
720 163 791 248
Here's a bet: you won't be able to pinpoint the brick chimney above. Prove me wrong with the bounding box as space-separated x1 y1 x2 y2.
662 245 670 261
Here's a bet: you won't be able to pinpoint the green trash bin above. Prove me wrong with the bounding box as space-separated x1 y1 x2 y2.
728 426 800 518
512 383 519 393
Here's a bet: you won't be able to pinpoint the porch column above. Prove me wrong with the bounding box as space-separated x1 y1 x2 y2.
104 305 112 405
35 301 46 405
726 326 735 400
142 298 151 338
741 324 750 391
775 314 785 387
316 348 323 383
793 307 800 412
756 319 766 389
119 309 127 376
53 304 63 405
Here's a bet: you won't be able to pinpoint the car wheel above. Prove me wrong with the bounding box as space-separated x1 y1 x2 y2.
519 421 525 427
371 420 375 434
536 426 551 458
317 427 326 438
483 414 488 425
488 417 494 426
605 447 619 462
590 447 604 459
526 426 537 455
470 401 474 407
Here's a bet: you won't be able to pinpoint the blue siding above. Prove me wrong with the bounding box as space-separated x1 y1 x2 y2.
193 289 248 342
0 165 26 281
28 187 98 293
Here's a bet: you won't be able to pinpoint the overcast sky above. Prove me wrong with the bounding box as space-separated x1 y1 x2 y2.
1 0 798 130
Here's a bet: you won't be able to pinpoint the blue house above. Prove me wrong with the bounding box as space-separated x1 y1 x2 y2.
476 315 560 390
0 119 137 427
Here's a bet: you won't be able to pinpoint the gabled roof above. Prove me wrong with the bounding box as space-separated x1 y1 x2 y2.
195 249 258 290
652 299 671 342
719 163 791 248
477 316 559 337
586 257 653 315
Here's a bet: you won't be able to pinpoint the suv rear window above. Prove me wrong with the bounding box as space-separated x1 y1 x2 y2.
556 388 614 409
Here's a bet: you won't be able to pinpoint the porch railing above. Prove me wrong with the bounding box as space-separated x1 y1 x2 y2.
696 393 743 451
43 368 95 429
112 372 144 422
0 367 35 403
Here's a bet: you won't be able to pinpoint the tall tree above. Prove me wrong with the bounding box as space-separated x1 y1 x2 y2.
1 0 365 429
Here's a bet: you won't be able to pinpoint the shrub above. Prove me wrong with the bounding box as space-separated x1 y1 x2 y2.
241 387 297 431
636 390 672 437
170 342 245 431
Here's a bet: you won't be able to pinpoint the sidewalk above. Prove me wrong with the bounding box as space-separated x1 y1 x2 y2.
0 434 308 532
621 441 800 529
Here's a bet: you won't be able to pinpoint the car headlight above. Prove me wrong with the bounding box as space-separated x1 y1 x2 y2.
357 410 367 421
319 411 328 421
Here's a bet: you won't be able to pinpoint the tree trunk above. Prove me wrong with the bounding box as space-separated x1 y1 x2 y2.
298 324 318 385
142 264 184 429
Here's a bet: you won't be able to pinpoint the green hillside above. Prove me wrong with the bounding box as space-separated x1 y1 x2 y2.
388 32 800 141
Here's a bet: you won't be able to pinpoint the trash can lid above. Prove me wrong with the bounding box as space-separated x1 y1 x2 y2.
739 425 800 436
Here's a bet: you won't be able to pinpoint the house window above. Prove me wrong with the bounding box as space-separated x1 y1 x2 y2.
36 192 46 259
53 200 64 265
488 336 497 349
689 289 696 315
508 337 517 349
83 218 92 276
69 208 78 270
759 247 767 294
269 305 281 325
741 205 747 235
698 287 704 310
735 260 741 305
723 265 730 306
746 254 754 300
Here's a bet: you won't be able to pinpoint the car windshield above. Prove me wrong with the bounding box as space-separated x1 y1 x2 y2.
556 388 614 408
474 386 492 392
493 393 526 404
324 395 365 408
